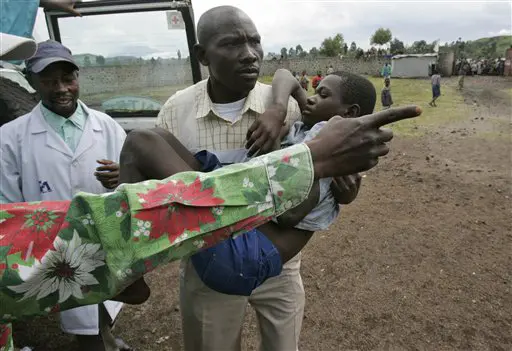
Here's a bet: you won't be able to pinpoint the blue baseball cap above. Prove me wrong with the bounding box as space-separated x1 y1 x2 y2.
25 40 78 74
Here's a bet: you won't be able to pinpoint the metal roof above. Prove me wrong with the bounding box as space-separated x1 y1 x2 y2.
392 53 438 60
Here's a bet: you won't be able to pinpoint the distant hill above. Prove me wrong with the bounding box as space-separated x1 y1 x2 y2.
464 35 511 58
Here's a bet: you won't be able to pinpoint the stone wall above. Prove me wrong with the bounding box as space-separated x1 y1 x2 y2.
79 57 384 95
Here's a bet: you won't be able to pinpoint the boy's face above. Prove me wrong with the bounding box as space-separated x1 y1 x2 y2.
303 74 347 127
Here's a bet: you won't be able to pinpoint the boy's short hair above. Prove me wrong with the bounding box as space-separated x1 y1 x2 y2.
332 71 376 116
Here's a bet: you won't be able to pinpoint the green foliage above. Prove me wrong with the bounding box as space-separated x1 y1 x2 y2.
371 28 392 46
320 33 344 57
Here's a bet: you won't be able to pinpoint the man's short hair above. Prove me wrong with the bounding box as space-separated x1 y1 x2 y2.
332 71 376 116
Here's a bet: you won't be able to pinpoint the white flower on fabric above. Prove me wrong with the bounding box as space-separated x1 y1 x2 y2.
134 230 141 237
267 165 277 178
243 177 254 188
125 268 132 275
137 220 144 227
116 211 123 218
144 221 151 229
138 198 146 204
9 231 105 303
213 206 224 215
271 180 284 195
290 158 299 167
82 219 89 225
143 230 150 237
283 200 293 210
193 240 205 248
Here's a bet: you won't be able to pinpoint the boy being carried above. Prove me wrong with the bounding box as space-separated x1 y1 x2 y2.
117 69 377 302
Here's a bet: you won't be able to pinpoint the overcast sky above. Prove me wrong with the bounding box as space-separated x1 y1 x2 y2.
32 0 511 58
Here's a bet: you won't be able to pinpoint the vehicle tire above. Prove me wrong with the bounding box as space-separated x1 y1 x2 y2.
0 76 40 127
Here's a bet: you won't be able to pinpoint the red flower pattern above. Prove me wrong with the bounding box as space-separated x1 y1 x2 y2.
0 202 68 260
0 323 11 348
134 178 224 242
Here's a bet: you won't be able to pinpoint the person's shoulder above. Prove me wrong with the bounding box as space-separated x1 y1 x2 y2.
164 79 208 107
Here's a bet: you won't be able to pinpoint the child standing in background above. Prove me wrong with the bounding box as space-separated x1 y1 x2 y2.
381 77 393 109
429 70 441 107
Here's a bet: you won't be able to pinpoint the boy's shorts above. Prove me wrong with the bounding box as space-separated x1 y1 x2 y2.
191 150 283 296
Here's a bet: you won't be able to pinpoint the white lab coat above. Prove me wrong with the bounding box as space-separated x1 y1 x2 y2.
0 101 126 335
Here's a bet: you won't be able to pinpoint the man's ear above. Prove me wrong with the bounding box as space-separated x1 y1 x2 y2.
193 44 209 66
343 104 361 118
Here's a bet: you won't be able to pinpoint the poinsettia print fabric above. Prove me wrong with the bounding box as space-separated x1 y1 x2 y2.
0 144 313 351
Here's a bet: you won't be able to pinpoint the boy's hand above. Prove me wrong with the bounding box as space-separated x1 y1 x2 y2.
331 174 362 204
246 104 287 157
40 0 81 16
95 159 120 189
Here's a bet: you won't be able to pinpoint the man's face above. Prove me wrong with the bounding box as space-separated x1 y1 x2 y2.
303 75 346 127
203 15 263 95
33 62 79 117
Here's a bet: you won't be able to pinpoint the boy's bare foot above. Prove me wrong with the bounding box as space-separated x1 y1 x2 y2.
113 277 151 304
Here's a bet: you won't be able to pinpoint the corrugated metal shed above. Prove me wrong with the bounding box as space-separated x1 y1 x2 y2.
391 53 438 77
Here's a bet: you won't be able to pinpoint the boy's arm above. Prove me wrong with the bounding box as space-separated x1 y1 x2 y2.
246 69 306 156
272 69 308 112
331 174 362 205
276 180 320 228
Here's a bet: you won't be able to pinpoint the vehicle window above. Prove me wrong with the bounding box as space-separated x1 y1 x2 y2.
55 10 192 115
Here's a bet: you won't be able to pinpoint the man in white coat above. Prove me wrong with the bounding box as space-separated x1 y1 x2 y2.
0 40 129 351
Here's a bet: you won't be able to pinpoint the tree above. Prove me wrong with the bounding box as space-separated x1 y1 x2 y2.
177 50 181 60
355 48 364 59
84 56 91 66
389 38 405 55
319 33 344 57
371 28 392 48
295 44 304 57
280 47 288 59
309 47 319 57
349 42 357 53
343 43 348 55
288 47 296 58
95 55 105 65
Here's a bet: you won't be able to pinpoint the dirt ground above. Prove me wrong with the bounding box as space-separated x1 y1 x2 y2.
13 76 511 350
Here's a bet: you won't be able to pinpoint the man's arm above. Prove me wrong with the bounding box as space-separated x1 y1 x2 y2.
39 0 81 16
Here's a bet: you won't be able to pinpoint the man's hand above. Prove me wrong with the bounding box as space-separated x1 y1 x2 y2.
306 106 422 179
246 104 287 157
40 0 81 16
95 159 120 189
331 174 361 205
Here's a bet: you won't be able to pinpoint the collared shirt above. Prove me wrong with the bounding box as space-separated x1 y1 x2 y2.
156 79 302 162
40 102 88 152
